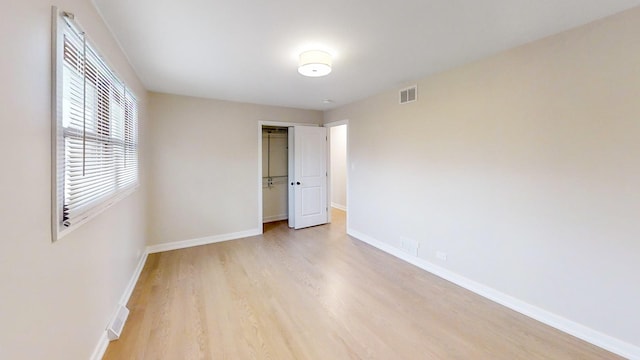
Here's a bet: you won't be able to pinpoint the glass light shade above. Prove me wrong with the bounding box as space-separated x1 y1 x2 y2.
298 50 332 77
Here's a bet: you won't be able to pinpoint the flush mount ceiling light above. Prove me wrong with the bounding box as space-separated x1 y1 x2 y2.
298 50 332 77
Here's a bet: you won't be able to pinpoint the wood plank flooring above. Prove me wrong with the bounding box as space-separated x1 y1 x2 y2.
104 209 621 359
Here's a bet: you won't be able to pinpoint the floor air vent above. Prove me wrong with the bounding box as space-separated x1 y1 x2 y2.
107 304 130 341
399 85 417 104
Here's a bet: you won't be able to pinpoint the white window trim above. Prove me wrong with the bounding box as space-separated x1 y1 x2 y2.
51 7 139 241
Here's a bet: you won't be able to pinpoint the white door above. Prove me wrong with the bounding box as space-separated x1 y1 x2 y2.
292 126 328 229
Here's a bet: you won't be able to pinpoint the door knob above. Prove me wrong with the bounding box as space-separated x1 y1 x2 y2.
296 181 301 185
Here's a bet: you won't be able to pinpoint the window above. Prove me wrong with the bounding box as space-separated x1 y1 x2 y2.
52 9 138 240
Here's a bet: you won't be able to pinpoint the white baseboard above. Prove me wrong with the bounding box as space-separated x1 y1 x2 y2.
331 202 347 211
89 332 109 360
146 228 261 254
90 250 148 360
347 227 640 360
119 251 149 305
263 214 288 223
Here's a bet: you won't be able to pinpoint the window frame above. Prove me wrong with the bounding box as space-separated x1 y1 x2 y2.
51 7 139 241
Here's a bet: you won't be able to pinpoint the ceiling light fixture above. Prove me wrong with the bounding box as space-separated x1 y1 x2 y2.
298 50 332 77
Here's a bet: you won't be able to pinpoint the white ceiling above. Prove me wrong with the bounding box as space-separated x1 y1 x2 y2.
93 0 640 110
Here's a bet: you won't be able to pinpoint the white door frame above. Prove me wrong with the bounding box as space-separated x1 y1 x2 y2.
257 121 320 234
323 119 349 225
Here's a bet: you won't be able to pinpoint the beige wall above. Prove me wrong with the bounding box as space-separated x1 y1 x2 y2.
147 93 322 245
325 7 640 349
0 1 148 359
330 125 347 209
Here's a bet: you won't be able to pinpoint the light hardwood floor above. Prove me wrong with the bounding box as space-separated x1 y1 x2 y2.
104 209 621 359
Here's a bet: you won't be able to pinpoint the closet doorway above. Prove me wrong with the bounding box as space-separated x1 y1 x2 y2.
258 122 329 232
261 126 289 223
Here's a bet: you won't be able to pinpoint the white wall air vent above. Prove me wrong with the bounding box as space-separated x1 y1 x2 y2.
399 85 417 104
107 304 130 341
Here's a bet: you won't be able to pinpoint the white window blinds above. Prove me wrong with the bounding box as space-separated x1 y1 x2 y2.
55 13 138 234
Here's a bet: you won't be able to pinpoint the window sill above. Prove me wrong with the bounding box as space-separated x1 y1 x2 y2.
53 184 139 242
